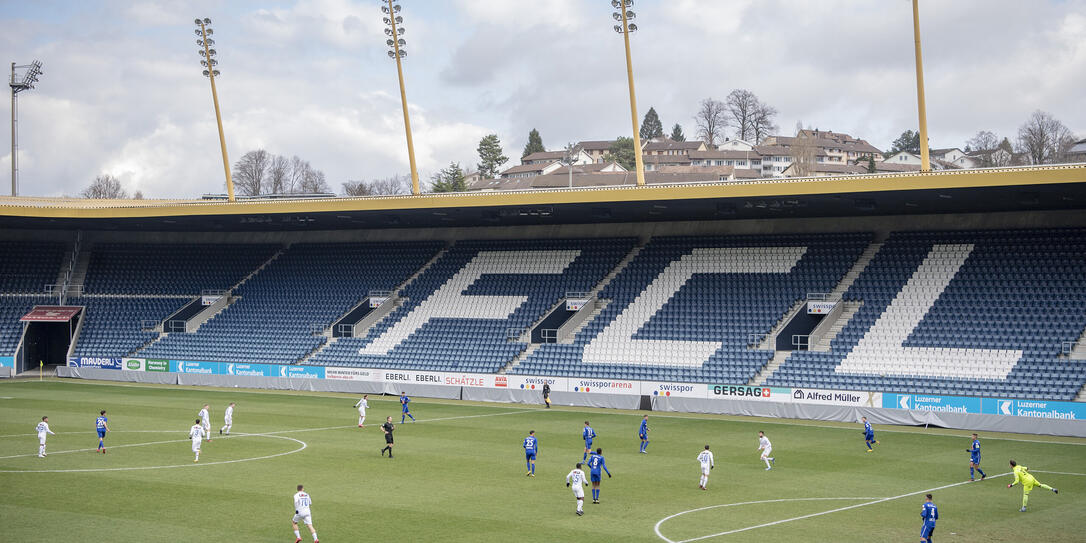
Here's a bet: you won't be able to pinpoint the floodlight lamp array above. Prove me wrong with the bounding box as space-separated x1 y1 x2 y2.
195 18 221 78
382 2 407 59
612 0 637 34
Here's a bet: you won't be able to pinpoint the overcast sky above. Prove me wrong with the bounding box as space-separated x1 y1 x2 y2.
2 0 1084 198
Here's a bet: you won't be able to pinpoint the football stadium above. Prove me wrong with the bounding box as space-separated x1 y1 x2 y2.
3 2 1086 543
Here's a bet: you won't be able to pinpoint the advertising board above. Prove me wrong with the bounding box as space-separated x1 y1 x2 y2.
807 301 837 315
70 357 123 370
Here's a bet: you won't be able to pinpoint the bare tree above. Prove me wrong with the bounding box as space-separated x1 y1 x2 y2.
81 174 128 199
300 168 330 194
266 154 290 195
1016 110 1075 165
233 149 269 196
286 156 309 194
724 89 758 141
342 174 411 196
133 190 144 200
966 130 999 153
694 97 728 147
789 133 818 177
750 102 779 144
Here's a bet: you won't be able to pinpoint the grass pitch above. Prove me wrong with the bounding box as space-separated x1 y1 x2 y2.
1 379 1084 542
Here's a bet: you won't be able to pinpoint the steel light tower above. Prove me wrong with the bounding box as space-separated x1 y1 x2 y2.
10 60 43 197
195 18 236 202
383 1 420 195
613 0 645 187
911 0 931 172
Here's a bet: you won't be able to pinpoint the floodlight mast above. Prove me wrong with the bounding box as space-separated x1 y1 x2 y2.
612 0 645 187
10 60 43 197
383 0 420 195
196 17 235 202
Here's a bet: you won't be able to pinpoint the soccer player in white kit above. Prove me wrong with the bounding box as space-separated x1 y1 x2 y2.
354 395 368 427
292 484 319 542
220 402 235 435
198 404 211 442
189 419 205 462
36 416 55 458
566 463 588 516
697 445 714 490
758 431 775 470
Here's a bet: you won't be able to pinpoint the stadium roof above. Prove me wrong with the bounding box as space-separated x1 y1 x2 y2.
1 164 1084 231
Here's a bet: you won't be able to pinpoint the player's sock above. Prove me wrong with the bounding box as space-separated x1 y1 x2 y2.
764 458 772 469
401 415 405 423
1022 494 1029 508
294 530 301 539
577 500 583 512
409 414 415 421
311 532 317 541
1039 484 1053 491
531 464 535 475
970 467 975 479
977 468 986 478
866 441 873 450
39 445 45 456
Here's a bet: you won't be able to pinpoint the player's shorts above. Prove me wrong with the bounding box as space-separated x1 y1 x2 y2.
292 513 313 525
920 523 935 539
1022 481 1036 494
639 433 647 440
701 467 711 476
191 439 202 452
865 432 874 440
224 417 232 425
385 434 394 444
572 486 584 499
525 452 536 461
590 472 601 483
584 439 593 449
761 447 772 458
38 434 47 445
970 456 980 465
97 429 107 438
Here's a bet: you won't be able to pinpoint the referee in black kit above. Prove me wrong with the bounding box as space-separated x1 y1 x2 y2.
380 416 395 458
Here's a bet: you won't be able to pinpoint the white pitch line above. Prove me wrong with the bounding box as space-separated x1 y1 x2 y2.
657 474 1012 543
0 433 306 474
654 497 885 543
1032 470 1086 477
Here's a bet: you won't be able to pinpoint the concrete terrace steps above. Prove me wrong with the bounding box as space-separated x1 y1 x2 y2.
810 301 863 351
756 299 806 350
748 350 791 386
500 342 542 375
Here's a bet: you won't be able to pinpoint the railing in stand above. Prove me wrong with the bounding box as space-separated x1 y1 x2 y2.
165 320 187 333
540 329 558 343
337 323 354 338
1062 341 1082 356
747 333 766 347
506 327 526 341
309 323 326 336
140 319 159 332
791 334 809 350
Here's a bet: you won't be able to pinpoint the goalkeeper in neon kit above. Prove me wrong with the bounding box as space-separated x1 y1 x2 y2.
1006 459 1057 512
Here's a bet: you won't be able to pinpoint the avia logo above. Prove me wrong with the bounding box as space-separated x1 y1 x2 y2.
1000 400 1013 416
899 395 912 410
495 376 507 387
793 389 804 399
126 360 141 370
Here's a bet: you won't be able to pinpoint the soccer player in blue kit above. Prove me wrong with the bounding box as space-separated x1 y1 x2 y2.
400 392 415 423
587 448 611 504
966 433 987 481
920 494 938 543
523 430 537 477
862 416 879 452
638 415 650 453
582 421 596 461
95 410 110 453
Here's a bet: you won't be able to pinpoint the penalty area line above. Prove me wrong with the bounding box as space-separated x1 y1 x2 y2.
656 474 1012 543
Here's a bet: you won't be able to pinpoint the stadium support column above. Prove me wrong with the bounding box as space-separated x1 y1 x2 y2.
911 0 931 172
383 1 420 195
614 1 645 187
